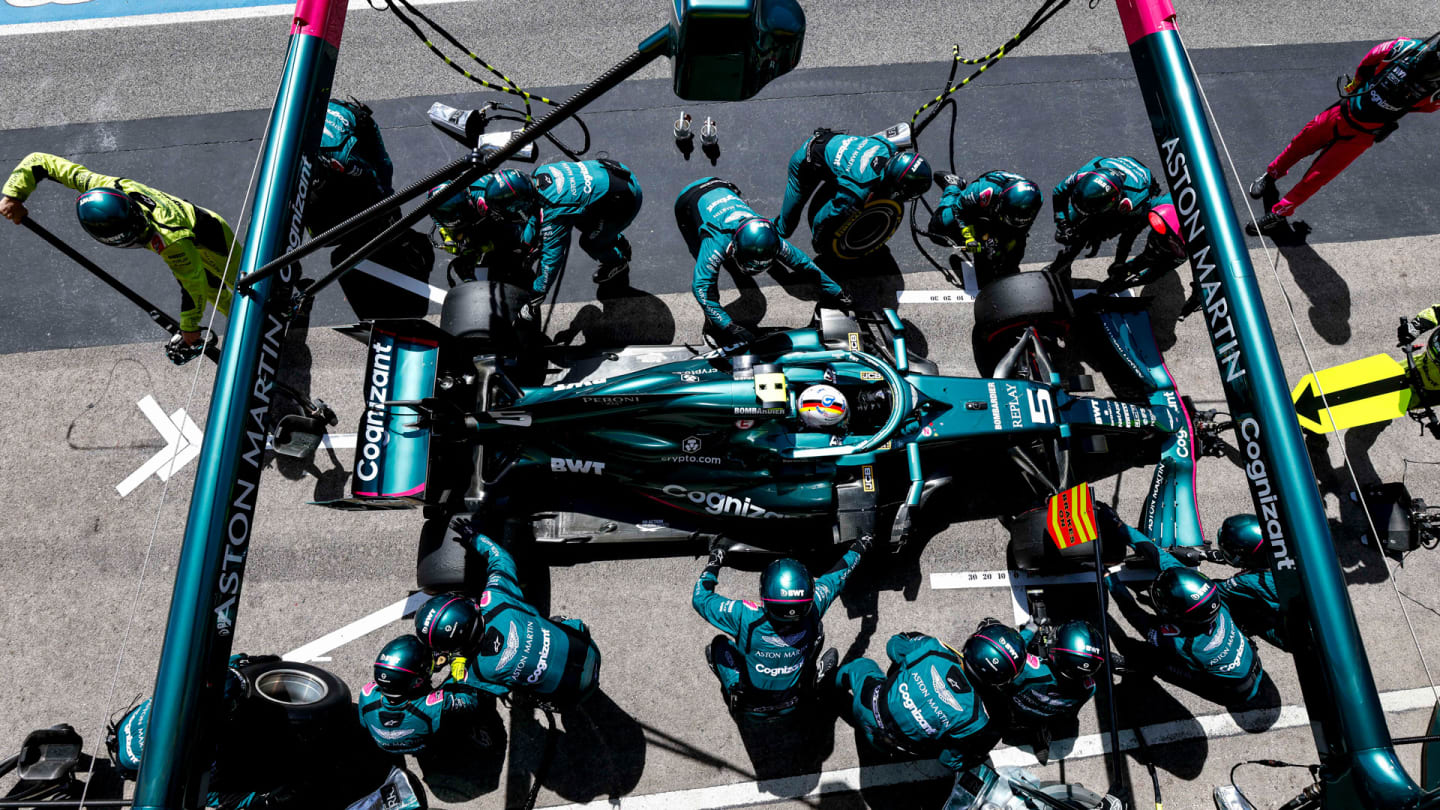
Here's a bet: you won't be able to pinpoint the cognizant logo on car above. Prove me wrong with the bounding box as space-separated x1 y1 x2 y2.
661 485 781 518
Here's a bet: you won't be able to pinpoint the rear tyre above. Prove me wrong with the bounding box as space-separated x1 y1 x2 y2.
971 270 1071 377
439 270 528 350
416 514 533 593
239 660 350 727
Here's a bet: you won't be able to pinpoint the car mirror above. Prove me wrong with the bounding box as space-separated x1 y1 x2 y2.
665 0 806 101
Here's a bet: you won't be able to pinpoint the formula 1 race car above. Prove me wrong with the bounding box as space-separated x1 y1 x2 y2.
320 270 1206 591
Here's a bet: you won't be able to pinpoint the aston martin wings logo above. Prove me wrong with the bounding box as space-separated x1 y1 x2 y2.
931 665 964 713
496 621 520 669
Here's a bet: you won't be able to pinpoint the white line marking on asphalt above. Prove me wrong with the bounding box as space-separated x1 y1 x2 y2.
283 590 428 663
116 395 204 497
898 290 976 304
543 685 1440 810
930 567 1153 625
0 0 476 36
355 260 448 305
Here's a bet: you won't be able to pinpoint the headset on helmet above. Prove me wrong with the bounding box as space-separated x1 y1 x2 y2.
1048 620 1105 682
1071 168 1126 218
760 558 814 625
997 180 1043 229
730 218 781 275
76 187 150 248
414 593 484 655
483 169 536 223
883 152 933 201
374 635 434 699
429 182 488 230
798 384 848 429
1217 514 1266 568
1152 567 1221 629
962 623 1025 688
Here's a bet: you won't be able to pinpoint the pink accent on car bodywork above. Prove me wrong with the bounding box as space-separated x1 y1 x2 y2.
290 0 346 48
354 482 427 498
1116 0 1176 46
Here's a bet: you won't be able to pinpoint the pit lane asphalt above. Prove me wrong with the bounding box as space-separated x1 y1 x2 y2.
4 8 1440 810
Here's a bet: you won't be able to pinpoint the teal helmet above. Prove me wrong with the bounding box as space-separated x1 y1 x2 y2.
730 218 781 275
1071 168 1126 217
883 152 932 201
997 179 1043 229
1048 620 1105 682
483 169 536 223
962 623 1025 687
76 187 149 248
1152 567 1221 629
1218 514 1266 568
760 558 814 624
414 593 483 654
429 182 488 230
373 635 433 699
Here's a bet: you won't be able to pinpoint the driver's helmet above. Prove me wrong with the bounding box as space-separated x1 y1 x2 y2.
1217 514 1266 568
76 187 150 248
798 384 848 429
1146 201 1185 257
1071 168 1126 218
429 182 488 230
760 558 815 625
482 169 536 223
730 218 781 275
882 152 933 201
1152 567 1221 631
1048 620 1105 682
373 635 434 700
996 179 1043 229
962 622 1025 688
414 593 484 655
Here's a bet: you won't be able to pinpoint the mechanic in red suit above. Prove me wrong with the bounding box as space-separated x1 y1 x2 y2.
1248 36 1440 235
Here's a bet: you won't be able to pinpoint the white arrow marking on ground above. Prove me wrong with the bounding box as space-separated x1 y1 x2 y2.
116 395 204 497
355 261 448 305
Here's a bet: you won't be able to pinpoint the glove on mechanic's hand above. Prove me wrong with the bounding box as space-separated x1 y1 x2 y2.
1399 317 1428 347
706 538 728 569
822 291 855 312
518 293 546 323
1169 547 1210 567
1054 222 1078 246
723 323 756 346
897 631 928 641
849 533 874 556
980 236 1002 260
450 656 469 681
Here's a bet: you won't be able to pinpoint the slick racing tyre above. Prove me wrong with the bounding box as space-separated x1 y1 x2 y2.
971 270 1072 377
440 269 527 350
239 660 350 728
416 513 533 593
819 198 904 261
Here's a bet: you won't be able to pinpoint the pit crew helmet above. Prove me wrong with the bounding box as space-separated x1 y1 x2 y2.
1048 620 1105 682
1217 514 1266 568
798 384 848 429
996 180 1043 229
1071 168 1126 218
483 169 536 223
1147 201 1185 257
1152 567 1221 630
373 635 434 699
962 623 1025 688
429 182 488 230
76 187 149 248
760 558 814 625
730 218 780 275
414 593 484 655
882 152 933 201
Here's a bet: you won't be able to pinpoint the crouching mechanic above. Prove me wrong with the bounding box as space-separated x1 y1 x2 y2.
427 176 534 286
777 128 932 259
1049 155 1160 290
1101 505 1265 706
693 536 869 717
975 619 1103 764
1249 36 1440 234
2 152 239 364
483 160 644 321
676 177 851 349
833 630 999 771
1211 514 1287 651
928 171 1043 281
359 634 494 754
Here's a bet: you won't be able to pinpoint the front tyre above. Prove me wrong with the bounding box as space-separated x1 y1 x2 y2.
971 270 1072 377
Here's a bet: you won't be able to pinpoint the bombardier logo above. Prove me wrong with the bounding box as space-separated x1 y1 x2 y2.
662 484 780 518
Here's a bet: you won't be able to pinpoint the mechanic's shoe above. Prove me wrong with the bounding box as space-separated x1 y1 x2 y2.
1247 172 1276 200
1031 724 1052 766
1245 212 1288 237
592 260 629 285
815 648 839 688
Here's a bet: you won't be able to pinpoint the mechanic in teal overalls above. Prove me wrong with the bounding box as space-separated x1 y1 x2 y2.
694 536 868 717
428 173 534 286
483 159 643 320
928 170 1043 280
1211 514 1287 651
987 619 1103 764
832 629 1001 771
358 635 494 754
776 129 932 257
1049 155 1161 289
676 177 850 348
1101 505 1266 706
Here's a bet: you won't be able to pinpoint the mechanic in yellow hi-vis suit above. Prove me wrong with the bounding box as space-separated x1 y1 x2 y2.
0 152 240 364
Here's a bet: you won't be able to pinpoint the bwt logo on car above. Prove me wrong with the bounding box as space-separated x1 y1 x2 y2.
551 458 606 475
662 484 781 518
355 339 395 483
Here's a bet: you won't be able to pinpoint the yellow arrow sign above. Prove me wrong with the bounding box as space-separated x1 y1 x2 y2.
1291 354 1414 434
